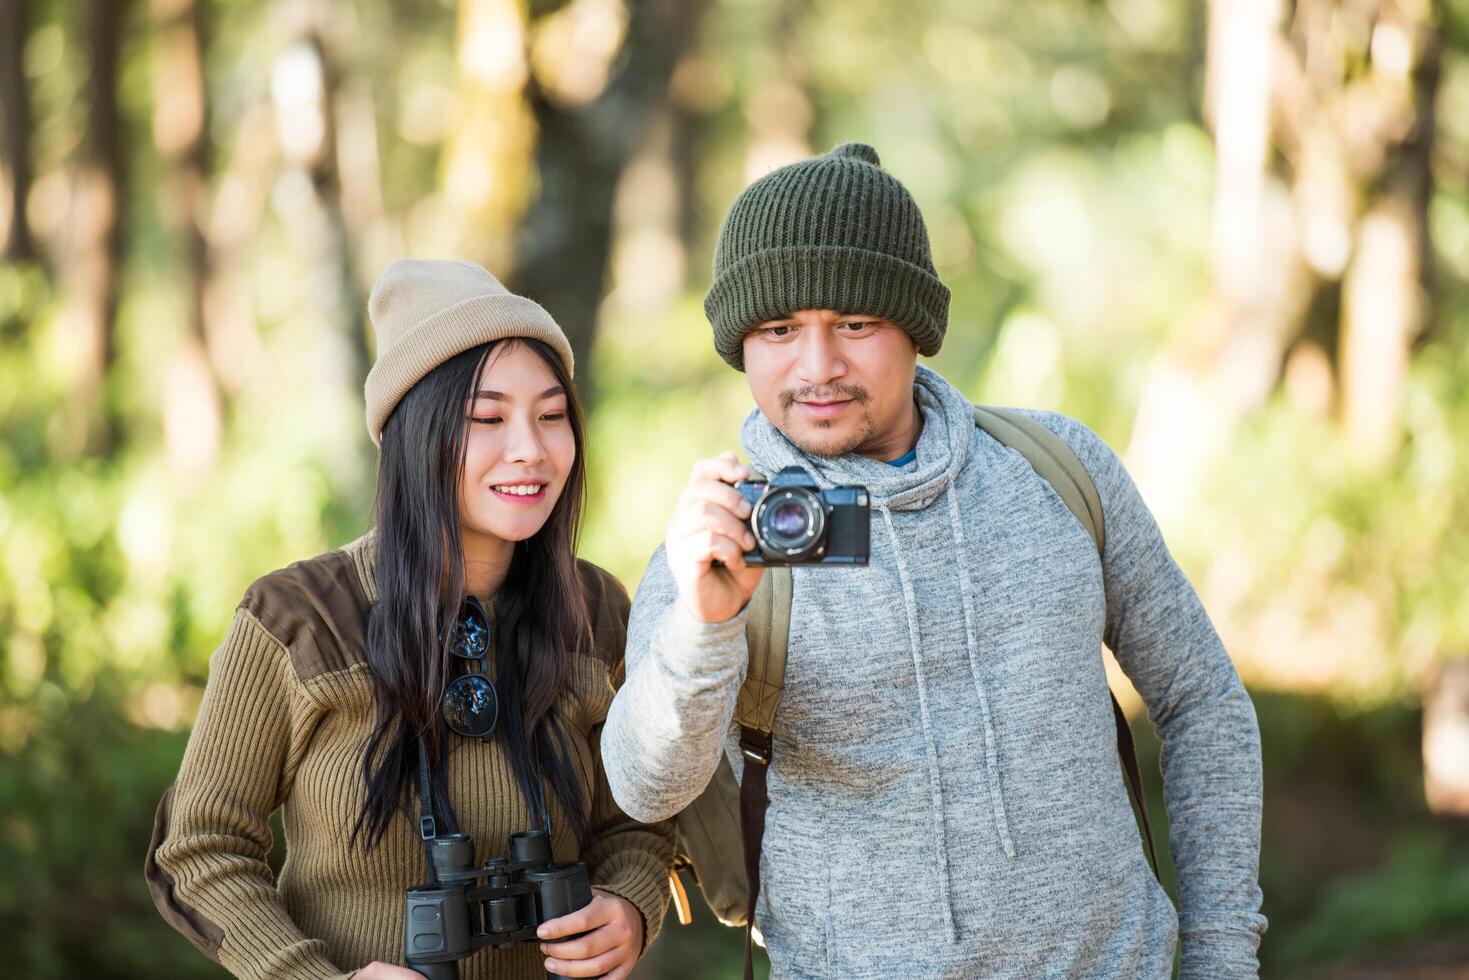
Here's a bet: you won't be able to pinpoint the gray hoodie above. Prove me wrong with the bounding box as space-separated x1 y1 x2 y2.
604 366 1265 979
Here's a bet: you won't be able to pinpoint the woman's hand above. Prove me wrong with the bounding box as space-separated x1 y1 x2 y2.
351 963 429 980
537 887 645 980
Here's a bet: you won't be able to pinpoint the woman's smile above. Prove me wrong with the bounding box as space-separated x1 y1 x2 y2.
490 481 548 504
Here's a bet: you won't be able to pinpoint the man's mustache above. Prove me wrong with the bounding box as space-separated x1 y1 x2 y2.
779 384 870 412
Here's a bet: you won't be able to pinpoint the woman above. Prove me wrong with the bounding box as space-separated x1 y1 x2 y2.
146 259 674 980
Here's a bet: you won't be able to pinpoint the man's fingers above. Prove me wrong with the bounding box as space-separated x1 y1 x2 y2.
681 479 753 518
690 453 750 485
679 501 755 551
667 453 766 623
694 530 751 571
730 561 765 593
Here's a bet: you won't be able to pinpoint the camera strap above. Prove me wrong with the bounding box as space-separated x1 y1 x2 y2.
417 737 440 885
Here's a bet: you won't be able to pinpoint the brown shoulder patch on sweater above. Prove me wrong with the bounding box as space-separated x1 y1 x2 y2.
576 559 631 685
240 547 370 681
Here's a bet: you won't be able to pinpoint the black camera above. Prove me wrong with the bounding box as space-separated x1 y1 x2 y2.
734 466 869 566
403 829 592 980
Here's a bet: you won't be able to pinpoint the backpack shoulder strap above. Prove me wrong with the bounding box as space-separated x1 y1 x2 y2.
973 404 1160 880
736 565 792 739
972 405 1105 556
734 564 790 979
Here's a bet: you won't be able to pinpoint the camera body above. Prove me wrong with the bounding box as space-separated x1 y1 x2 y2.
734 466 870 566
403 829 592 980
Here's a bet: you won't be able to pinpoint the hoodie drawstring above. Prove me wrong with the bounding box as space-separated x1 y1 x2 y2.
876 487 1021 944
946 484 1017 860
878 503 960 944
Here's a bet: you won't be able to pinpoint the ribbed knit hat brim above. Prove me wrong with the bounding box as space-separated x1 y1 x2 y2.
705 245 949 369
363 259 574 445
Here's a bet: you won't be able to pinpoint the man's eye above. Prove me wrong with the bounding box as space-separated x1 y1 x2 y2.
840 320 875 332
766 325 793 337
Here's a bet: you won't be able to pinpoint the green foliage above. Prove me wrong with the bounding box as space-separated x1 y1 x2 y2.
0 260 366 975
1274 833 1469 971
0 685 224 978
1193 333 1469 699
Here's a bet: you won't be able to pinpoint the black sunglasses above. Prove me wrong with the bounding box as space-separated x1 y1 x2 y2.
440 596 499 740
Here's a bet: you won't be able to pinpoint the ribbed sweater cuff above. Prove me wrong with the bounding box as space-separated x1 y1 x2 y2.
591 851 673 953
1178 929 1262 980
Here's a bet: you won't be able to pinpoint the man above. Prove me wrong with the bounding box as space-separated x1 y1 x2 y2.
602 142 1266 978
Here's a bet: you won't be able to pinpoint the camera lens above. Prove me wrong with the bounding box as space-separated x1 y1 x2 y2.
442 673 499 738
770 502 808 539
753 488 826 560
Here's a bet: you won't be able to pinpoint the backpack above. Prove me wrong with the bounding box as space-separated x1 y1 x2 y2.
666 405 1161 977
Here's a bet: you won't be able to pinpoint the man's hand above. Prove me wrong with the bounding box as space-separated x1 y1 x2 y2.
665 452 765 623
537 887 644 980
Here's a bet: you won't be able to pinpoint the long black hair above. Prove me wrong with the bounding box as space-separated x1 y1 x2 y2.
351 337 594 851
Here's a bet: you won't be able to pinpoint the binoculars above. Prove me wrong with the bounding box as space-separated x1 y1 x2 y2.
403 828 592 980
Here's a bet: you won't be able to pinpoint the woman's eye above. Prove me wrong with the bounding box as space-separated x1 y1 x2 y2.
540 412 566 422
468 416 502 425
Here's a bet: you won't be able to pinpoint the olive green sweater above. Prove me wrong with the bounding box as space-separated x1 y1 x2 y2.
146 534 675 980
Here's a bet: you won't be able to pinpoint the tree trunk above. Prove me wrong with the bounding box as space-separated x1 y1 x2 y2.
303 32 370 386
1338 21 1438 466
1424 658 1469 816
153 0 223 475
442 0 536 275
59 0 129 455
1125 0 1299 528
0 0 35 263
1127 0 1441 517
510 0 711 397
271 24 369 394
668 96 703 259
81 0 127 374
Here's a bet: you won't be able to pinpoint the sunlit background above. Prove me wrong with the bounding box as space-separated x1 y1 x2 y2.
2 0 1468 976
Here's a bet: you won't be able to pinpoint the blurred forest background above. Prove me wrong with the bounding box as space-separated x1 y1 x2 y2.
2 0 1469 976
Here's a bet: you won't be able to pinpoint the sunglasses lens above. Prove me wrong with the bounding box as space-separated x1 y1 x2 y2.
450 604 490 659
442 673 498 738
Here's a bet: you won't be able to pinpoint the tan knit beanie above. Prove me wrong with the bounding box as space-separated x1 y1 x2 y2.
363 259 574 445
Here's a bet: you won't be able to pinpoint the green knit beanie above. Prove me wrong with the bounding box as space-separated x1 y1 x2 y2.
704 142 951 370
